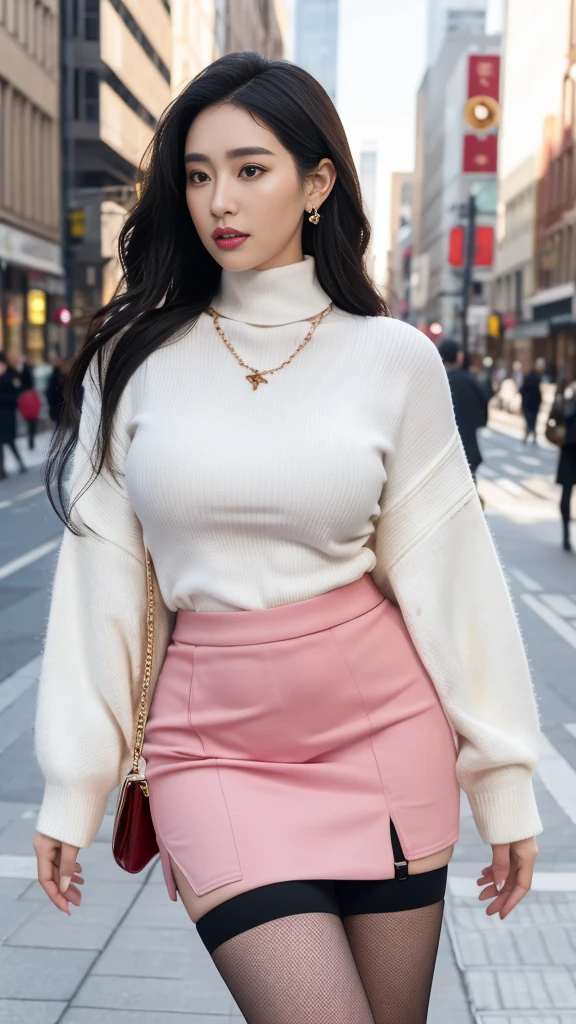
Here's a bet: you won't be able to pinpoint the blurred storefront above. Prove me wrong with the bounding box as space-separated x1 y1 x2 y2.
0 3 65 363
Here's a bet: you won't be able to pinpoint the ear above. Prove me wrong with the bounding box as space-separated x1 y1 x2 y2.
306 158 337 214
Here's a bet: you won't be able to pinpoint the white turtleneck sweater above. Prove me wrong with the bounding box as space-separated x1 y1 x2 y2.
34 256 543 851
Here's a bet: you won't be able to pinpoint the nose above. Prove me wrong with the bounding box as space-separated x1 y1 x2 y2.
210 175 239 220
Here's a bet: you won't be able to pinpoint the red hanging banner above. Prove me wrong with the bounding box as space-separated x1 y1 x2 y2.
468 55 500 101
463 133 498 173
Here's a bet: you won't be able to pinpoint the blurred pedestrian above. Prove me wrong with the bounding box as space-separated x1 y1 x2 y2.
6 350 41 450
438 338 488 485
550 380 576 552
47 357 70 427
0 352 27 479
519 360 545 443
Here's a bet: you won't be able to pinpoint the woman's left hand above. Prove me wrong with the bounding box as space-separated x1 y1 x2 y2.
477 836 538 919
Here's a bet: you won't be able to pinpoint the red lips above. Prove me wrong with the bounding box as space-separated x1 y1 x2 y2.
211 227 249 240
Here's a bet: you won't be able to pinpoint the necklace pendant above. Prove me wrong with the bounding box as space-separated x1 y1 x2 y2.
246 373 268 390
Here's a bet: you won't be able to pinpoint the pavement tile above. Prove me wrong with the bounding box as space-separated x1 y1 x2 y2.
0 1001 67 1024
20 877 144 907
123 899 193 929
105 925 203 955
0 946 97 1000
0 901 41 943
71 975 232 1015
467 968 576 1013
0 877 32 900
60 1011 230 1023
93 946 221 982
7 914 117 951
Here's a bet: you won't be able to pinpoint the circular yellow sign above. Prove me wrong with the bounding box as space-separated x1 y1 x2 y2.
464 95 501 132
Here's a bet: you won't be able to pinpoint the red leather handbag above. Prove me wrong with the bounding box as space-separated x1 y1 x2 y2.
112 552 159 872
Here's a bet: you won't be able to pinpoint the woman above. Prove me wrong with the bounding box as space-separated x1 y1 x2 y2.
555 380 576 552
0 351 27 479
33 54 542 1024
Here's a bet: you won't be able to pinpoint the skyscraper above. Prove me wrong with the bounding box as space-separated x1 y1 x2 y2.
295 0 339 102
427 0 486 68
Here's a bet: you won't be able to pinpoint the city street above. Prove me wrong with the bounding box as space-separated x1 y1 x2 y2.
0 415 575 1024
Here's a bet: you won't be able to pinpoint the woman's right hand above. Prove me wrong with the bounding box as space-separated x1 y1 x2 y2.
33 831 84 914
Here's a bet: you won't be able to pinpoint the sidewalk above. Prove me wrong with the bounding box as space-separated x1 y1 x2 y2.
0 790 472 1023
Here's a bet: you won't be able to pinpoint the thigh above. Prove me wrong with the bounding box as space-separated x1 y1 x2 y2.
183 877 376 1024
336 871 447 1024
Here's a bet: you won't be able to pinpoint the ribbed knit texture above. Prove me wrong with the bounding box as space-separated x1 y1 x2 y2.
34 257 543 849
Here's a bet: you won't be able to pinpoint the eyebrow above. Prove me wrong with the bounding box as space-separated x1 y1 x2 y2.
184 146 274 164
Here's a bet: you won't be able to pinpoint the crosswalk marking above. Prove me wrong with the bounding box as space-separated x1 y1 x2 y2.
449 873 576 898
518 455 542 466
495 477 525 496
0 538 60 581
542 594 576 618
0 656 41 714
0 855 38 879
509 568 542 592
536 734 576 825
502 463 524 477
522 593 576 650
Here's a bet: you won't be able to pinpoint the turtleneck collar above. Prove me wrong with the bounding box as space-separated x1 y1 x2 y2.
211 255 332 326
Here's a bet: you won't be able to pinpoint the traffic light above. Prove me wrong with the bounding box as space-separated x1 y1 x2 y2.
69 207 85 242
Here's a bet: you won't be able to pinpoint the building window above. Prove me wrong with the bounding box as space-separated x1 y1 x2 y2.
84 0 99 40
74 69 100 122
6 0 15 33
106 0 170 83
102 65 157 128
17 0 26 41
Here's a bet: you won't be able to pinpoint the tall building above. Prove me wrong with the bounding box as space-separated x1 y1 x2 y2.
387 172 413 319
172 0 217 96
62 0 173 338
427 0 486 68
223 0 285 58
493 0 572 376
295 0 338 102
410 30 501 342
0 0 63 363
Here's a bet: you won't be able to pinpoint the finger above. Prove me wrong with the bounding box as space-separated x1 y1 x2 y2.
58 843 80 894
498 882 530 919
491 845 511 892
38 866 72 914
497 857 535 918
63 883 82 907
485 871 517 915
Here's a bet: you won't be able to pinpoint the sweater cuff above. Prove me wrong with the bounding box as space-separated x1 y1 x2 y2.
466 777 543 845
36 784 111 849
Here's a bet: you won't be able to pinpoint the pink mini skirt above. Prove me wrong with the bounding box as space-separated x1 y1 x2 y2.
142 574 460 901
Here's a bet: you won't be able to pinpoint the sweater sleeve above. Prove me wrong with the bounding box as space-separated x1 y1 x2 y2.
372 331 543 846
34 359 147 848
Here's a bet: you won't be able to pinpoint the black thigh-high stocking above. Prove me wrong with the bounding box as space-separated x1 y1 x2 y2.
196 881 376 1024
337 868 448 1024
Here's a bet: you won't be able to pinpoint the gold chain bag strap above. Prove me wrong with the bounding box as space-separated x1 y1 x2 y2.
112 551 160 872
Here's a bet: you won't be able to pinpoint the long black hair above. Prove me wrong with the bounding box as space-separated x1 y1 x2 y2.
47 50 389 526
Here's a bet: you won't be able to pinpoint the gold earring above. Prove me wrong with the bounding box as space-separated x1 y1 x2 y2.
308 207 321 225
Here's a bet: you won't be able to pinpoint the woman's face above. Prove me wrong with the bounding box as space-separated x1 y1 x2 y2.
184 103 335 272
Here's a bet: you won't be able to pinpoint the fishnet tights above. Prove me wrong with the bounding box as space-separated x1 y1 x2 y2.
211 901 445 1024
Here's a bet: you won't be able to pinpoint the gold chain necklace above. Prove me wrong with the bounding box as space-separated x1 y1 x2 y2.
206 304 333 390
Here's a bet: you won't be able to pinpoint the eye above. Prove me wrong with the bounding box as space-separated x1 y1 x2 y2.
239 164 266 179
187 170 210 184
